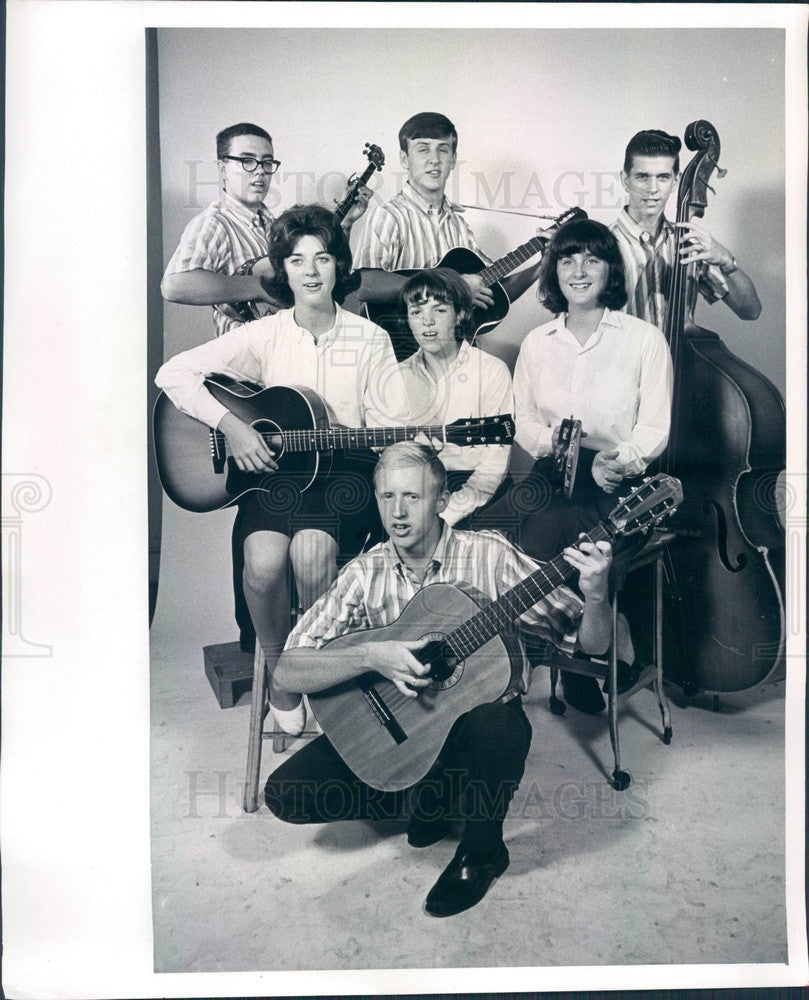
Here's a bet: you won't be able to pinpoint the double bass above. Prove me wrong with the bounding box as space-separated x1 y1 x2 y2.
661 120 786 694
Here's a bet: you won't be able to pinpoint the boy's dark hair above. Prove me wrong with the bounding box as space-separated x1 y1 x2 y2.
623 129 682 175
216 123 273 160
399 112 458 154
401 268 474 341
539 218 628 314
260 204 359 306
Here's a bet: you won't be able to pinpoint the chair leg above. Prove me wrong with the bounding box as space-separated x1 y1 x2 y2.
653 555 673 745
272 715 290 753
243 642 269 813
608 593 630 791
548 665 566 715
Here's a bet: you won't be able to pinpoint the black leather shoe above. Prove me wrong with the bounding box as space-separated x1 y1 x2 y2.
407 817 452 849
424 842 509 917
602 660 642 696
561 671 606 715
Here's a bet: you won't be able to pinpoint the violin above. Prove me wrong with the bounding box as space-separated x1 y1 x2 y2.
661 120 786 694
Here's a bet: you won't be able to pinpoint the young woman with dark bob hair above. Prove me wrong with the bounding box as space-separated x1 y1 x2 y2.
473 218 673 714
156 204 408 735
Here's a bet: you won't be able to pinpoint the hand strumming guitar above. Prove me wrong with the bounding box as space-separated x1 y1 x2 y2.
361 638 432 699
218 412 278 473
461 272 495 309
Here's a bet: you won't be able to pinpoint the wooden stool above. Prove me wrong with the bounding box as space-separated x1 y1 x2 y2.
545 530 675 790
242 639 320 813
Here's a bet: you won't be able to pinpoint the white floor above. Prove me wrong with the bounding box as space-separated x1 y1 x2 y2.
150 497 788 973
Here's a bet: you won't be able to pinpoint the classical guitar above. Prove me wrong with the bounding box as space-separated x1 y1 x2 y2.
362 206 587 361
153 378 514 513
551 417 582 499
308 473 683 791
220 143 386 325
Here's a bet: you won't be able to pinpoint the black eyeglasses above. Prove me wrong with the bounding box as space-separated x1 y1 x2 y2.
221 155 281 175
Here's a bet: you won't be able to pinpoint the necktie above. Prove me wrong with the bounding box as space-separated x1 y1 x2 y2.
637 233 659 328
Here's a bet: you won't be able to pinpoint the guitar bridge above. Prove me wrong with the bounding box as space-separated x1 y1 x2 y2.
210 429 227 474
360 677 407 744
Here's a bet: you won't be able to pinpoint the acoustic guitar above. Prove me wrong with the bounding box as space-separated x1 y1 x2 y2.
362 206 587 360
220 143 386 325
308 473 683 791
153 378 514 512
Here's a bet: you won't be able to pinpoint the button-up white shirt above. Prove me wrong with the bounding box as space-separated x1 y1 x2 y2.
398 340 513 524
155 305 409 430
513 309 673 476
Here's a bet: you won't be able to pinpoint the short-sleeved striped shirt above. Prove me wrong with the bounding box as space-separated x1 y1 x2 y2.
611 208 727 332
353 181 488 272
164 191 274 338
286 524 583 696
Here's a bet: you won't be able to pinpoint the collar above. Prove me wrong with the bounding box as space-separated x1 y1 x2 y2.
289 303 342 344
218 189 271 229
542 308 624 340
384 520 454 575
401 180 455 217
411 337 471 375
616 205 673 247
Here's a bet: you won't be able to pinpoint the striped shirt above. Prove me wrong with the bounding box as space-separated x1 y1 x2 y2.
286 524 583 696
164 191 274 338
611 208 727 332
399 341 513 525
353 181 488 271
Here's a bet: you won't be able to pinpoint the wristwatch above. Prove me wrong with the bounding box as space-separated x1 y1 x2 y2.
720 256 739 276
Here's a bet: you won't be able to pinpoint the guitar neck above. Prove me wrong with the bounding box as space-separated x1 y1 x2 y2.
334 162 377 223
443 522 613 660
212 422 495 456
280 423 468 452
478 234 550 285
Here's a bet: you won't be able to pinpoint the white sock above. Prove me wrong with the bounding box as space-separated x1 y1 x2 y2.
269 698 307 737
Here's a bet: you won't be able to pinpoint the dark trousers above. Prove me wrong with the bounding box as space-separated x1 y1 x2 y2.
265 698 532 854
469 450 644 580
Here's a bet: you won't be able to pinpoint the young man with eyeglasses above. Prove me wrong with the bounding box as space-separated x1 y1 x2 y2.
162 122 372 338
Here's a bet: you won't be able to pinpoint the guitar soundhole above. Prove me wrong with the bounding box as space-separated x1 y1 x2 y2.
418 635 464 690
252 418 284 460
